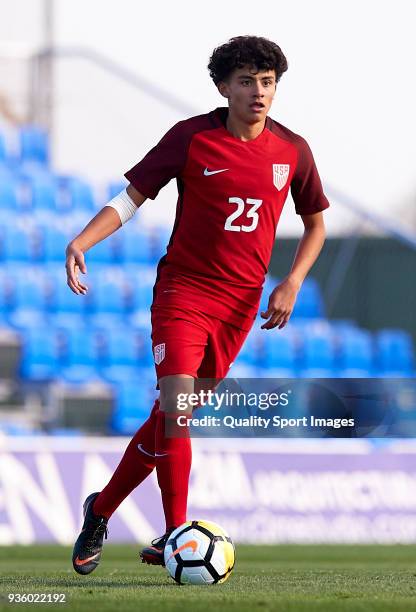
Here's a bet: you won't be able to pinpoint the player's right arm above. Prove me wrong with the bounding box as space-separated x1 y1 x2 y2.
66 119 189 294
65 184 146 295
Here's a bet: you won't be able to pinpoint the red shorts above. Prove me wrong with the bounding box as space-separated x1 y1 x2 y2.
151 305 252 380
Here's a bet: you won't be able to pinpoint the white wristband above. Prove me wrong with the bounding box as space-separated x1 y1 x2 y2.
105 188 138 224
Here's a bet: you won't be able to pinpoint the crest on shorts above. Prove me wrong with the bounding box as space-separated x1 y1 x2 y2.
154 343 165 365
273 164 290 191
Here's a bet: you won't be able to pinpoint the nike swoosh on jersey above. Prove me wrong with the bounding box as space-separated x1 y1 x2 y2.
204 167 229 176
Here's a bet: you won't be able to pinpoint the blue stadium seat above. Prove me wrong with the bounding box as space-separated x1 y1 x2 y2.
235 332 262 367
19 327 59 380
41 226 68 262
0 179 19 210
128 310 152 331
67 178 95 210
291 277 324 319
58 369 101 385
48 313 86 332
128 279 155 312
118 226 153 264
101 365 141 385
17 161 52 184
111 412 147 435
137 331 154 367
259 276 279 312
8 310 48 331
110 380 154 434
62 328 99 366
376 329 415 376
7 273 49 329
262 331 297 375
103 328 139 366
48 428 84 437
99 328 150 385
151 226 172 262
47 269 86 315
88 312 127 330
337 329 373 376
3 227 37 262
330 319 358 333
11 274 47 311
86 276 127 314
20 126 49 164
300 330 337 376
0 157 12 173
59 328 100 383
0 271 10 313
0 423 41 436
128 307 152 329
30 177 59 212
85 237 115 263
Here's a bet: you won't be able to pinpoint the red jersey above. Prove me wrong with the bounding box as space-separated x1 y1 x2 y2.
125 107 329 330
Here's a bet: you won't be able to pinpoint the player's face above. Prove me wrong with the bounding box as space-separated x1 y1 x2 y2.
218 66 276 124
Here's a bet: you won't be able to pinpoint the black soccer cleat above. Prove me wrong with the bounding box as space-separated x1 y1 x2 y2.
139 529 175 566
72 492 108 575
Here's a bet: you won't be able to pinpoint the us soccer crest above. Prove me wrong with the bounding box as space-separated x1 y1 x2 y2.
154 343 165 365
273 164 290 191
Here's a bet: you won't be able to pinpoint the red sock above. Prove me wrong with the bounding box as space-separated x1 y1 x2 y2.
93 400 160 519
155 410 192 531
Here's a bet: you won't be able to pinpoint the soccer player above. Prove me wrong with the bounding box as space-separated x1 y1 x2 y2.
66 35 329 574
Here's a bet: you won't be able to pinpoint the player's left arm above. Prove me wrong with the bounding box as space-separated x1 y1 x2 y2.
261 211 326 330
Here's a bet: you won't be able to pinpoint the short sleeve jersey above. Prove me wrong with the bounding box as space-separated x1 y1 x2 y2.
125 107 329 330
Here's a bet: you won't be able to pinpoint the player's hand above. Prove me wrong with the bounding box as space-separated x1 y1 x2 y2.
260 277 301 330
65 242 88 295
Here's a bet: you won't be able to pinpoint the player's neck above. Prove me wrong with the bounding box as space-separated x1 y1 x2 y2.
226 111 266 142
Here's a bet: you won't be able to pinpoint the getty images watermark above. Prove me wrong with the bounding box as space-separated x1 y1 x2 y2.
175 388 355 432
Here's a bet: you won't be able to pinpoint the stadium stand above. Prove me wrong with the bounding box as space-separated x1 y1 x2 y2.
0 125 415 436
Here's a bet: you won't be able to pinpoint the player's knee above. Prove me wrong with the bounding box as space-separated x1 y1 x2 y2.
159 375 194 414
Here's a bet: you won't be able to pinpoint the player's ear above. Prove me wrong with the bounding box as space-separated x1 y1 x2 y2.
217 81 229 98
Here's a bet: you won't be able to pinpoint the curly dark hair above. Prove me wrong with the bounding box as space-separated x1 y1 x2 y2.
208 36 288 85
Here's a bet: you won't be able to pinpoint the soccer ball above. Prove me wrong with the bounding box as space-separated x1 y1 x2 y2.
164 520 235 585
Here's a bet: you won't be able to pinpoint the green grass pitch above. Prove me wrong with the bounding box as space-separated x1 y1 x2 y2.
1 544 415 611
